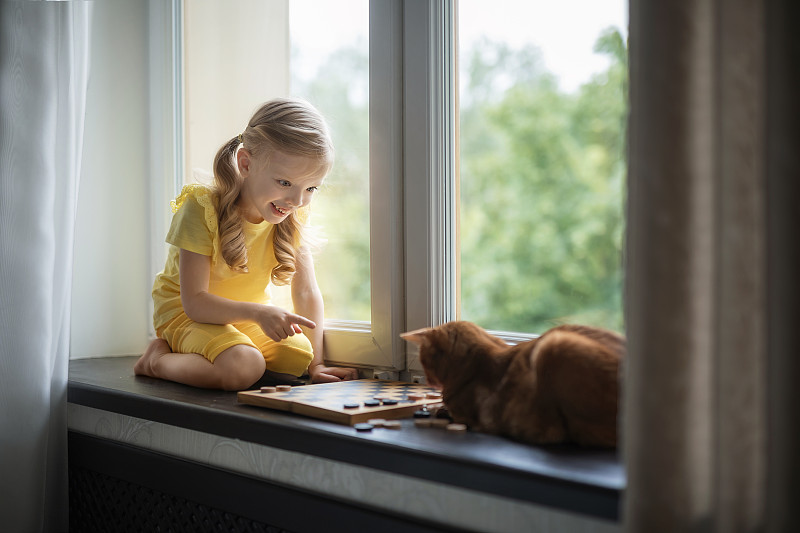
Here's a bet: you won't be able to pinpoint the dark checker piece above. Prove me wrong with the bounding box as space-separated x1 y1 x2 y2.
354 423 374 432
343 403 360 409
364 400 381 407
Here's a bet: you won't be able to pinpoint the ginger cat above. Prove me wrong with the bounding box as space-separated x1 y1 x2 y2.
402 321 624 448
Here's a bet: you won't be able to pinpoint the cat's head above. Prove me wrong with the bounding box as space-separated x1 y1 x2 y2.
401 321 505 389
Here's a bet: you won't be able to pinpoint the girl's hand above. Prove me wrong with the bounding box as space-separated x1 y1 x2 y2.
309 364 359 383
253 305 316 342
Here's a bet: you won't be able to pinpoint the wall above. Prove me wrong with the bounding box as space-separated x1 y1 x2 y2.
183 0 289 182
71 1 151 358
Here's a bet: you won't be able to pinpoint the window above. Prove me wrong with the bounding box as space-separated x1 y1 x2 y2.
170 0 401 370
457 0 628 336
404 0 628 372
153 0 627 373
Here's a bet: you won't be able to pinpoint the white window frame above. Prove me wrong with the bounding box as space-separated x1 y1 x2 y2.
313 0 461 372
147 0 464 372
402 0 459 371
400 0 538 368
335 0 460 372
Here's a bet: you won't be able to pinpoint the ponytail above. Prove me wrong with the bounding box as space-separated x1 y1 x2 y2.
213 136 249 273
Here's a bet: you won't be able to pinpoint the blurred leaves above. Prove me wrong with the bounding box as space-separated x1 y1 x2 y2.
460 28 627 333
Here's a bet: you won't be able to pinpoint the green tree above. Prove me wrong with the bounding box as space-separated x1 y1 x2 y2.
459 28 628 334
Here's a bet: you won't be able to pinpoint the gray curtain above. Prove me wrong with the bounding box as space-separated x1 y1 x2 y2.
0 2 92 531
624 0 799 531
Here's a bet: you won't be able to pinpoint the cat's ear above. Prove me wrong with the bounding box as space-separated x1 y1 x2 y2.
400 328 433 346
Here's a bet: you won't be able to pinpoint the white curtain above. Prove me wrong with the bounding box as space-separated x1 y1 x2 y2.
0 2 92 531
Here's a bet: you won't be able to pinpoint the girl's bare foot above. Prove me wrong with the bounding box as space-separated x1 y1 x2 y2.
134 338 171 378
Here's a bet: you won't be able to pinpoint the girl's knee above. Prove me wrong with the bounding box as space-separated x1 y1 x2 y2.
215 345 266 390
264 344 314 377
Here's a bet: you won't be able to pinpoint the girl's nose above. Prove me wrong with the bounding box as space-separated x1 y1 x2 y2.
288 189 304 207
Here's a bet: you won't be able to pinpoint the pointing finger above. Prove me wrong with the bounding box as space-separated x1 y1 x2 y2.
289 314 316 329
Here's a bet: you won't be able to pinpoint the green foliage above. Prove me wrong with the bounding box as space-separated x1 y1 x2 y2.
460 28 628 334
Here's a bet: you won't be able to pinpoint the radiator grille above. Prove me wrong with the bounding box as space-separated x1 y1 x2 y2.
69 465 293 533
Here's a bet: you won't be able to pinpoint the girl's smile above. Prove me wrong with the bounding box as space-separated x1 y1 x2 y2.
236 149 327 224
271 203 288 216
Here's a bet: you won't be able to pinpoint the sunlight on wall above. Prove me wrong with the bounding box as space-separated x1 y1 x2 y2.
183 0 289 184
71 1 150 358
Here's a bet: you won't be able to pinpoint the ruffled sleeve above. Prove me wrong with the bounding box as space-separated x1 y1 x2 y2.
166 184 220 265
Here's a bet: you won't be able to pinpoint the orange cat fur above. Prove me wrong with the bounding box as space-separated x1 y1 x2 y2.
402 321 624 447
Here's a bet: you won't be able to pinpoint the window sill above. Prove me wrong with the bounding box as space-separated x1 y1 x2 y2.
68 356 623 529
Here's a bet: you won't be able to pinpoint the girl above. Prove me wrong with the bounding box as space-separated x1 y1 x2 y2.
135 98 359 390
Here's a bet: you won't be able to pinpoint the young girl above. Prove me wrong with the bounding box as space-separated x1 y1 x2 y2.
135 98 359 390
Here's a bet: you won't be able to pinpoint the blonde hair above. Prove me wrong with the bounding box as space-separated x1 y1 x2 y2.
212 98 333 284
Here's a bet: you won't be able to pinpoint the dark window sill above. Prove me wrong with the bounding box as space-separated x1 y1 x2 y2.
68 356 624 522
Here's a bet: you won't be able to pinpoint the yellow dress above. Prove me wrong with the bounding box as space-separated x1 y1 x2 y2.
151 184 313 376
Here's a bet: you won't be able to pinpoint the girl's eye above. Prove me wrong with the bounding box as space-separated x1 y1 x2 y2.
306 186 318 193
278 179 291 187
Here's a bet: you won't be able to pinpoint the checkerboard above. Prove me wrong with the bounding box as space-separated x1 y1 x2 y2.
237 379 442 425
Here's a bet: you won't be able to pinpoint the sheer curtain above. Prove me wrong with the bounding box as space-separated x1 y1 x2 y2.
0 2 92 531
624 0 799 531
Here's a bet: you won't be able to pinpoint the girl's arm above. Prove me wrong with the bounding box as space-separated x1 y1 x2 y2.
291 248 359 383
180 248 314 341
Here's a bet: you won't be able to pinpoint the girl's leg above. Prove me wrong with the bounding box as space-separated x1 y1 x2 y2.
135 338 266 391
133 338 171 377
236 321 315 378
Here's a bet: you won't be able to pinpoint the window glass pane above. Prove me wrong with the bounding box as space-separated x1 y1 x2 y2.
182 1 370 323
290 0 370 322
458 0 628 334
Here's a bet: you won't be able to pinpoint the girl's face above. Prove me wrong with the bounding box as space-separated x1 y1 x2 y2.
236 149 326 224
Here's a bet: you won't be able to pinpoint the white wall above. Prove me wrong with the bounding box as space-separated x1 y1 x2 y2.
183 0 289 182
71 1 151 358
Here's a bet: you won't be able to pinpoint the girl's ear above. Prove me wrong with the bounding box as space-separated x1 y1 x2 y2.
237 148 252 178
400 327 433 346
